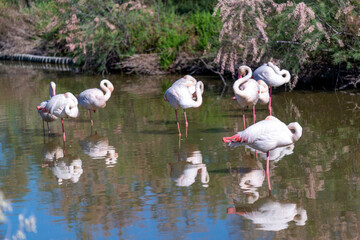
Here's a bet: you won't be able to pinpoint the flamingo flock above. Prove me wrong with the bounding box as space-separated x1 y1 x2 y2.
37 62 300 194
37 79 114 141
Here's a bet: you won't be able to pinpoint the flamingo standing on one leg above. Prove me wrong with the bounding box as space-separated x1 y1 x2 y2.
233 65 259 129
78 79 114 126
222 116 302 191
164 75 204 137
37 81 58 135
43 92 79 141
253 62 290 115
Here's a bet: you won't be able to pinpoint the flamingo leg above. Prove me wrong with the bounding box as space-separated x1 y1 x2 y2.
47 121 50 134
61 118 66 142
242 108 246 130
266 151 272 191
42 120 45 137
269 87 272 115
89 109 93 126
253 105 256 124
184 110 188 137
175 110 181 137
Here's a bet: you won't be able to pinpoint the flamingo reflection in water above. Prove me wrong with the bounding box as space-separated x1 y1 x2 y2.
41 142 83 184
168 150 210 187
227 196 307 231
223 116 302 191
228 159 265 204
164 75 204 137
246 144 295 163
79 133 118 168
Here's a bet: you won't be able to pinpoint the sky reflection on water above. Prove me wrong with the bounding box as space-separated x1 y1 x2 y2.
0 64 360 239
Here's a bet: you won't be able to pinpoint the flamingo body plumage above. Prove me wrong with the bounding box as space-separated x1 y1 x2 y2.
164 75 204 136
253 62 290 88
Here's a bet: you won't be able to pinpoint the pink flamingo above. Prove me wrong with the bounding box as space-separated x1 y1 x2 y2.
164 75 204 137
233 65 259 129
78 79 114 126
253 62 290 115
44 92 79 141
222 116 302 191
37 82 57 135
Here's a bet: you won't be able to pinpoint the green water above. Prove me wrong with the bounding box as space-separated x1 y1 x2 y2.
0 62 360 239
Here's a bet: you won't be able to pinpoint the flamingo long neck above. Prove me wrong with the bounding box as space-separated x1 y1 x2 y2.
267 62 291 83
100 79 113 101
191 81 203 108
64 93 78 118
233 66 252 97
49 82 56 98
287 122 302 143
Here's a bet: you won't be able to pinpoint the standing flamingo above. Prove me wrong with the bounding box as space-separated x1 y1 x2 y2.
222 116 302 191
37 81 57 135
233 65 259 129
44 92 79 141
253 62 290 115
164 75 204 137
78 79 114 126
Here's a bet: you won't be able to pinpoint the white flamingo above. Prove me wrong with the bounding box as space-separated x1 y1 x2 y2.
223 116 302 191
78 79 114 126
257 80 270 105
164 75 204 137
233 66 259 129
44 92 79 141
37 82 57 135
253 62 291 115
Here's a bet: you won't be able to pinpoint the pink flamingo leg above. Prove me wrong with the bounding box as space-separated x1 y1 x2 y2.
183 110 188 137
89 109 93 126
61 118 66 142
266 151 272 191
175 110 181 137
47 121 50 134
253 105 256 124
242 108 246 130
42 120 45 137
269 87 272 115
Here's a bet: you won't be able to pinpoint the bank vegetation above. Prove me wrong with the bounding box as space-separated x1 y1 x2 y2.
0 0 359 89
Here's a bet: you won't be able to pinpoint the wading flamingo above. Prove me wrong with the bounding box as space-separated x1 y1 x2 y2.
37 81 57 135
164 75 204 137
43 92 79 141
233 65 259 129
78 79 114 126
253 62 290 115
222 116 302 191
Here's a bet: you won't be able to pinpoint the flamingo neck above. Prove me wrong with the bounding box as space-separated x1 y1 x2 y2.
100 79 113 101
191 81 203 108
288 122 302 142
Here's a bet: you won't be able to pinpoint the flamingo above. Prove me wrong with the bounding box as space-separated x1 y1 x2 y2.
78 79 114 126
253 62 291 115
37 82 57 135
164 75 204 137
222 116 302 191
43 92 79 141
233 65 259 129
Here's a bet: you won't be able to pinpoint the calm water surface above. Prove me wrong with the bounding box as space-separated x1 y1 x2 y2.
0 63 360 239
